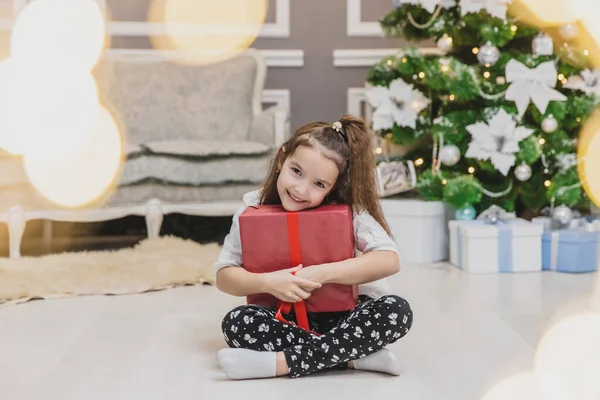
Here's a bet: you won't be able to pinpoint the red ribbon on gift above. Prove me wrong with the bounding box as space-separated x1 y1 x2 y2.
274 211 320 335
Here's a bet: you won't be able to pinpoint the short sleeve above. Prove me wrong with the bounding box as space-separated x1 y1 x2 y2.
354 210 399 255
214 190 261 272
214 204 245 272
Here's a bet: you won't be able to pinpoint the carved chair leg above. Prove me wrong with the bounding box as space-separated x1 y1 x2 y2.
145 199 163 239
8 205 26 259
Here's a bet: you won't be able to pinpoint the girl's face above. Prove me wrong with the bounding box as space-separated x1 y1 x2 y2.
277 145 340 211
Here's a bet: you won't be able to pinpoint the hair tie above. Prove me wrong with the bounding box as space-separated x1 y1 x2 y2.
332 121 349 144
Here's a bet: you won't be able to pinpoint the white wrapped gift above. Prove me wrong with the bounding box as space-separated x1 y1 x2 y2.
449 219 543 274
380 198 451 263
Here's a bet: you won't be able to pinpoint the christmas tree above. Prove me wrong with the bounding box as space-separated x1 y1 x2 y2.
367 0 598 218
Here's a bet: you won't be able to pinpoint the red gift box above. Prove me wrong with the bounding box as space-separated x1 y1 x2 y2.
239 204 358 314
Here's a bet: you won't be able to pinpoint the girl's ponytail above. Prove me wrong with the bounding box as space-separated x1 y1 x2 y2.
337 114 392 237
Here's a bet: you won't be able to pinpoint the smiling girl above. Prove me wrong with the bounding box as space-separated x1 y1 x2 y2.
214 115 413 379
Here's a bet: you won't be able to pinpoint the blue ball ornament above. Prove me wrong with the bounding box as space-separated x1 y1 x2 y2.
454 204 477 221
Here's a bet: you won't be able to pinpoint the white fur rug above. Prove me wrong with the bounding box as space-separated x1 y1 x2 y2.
0 236 220 307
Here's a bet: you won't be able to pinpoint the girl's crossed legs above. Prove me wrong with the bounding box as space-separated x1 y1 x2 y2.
218 295 413 379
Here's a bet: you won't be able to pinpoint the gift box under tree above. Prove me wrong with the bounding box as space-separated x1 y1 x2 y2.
449 218 543 274
533 218 600 273
541 230 599 273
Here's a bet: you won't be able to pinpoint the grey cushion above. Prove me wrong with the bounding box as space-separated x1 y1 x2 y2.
94 51 258 145
0 182 260 211
108 183 261 205
120 152 273 186
0 144 145 188
142 139 271 158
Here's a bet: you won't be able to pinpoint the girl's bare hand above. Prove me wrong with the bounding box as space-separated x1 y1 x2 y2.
261 266 322 303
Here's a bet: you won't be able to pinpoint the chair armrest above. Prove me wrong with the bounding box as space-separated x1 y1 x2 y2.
248 106 290 148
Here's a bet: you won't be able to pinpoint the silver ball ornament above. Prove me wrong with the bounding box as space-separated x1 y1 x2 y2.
532 33 554 56
559 24 579 41
514 163 532 181
477 42 500 66
437 34 453 53
439 144 461 166
552 204 574 226
542 115 558 133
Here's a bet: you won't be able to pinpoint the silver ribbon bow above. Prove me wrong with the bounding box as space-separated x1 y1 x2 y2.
504 60 567 118
476 205 516 224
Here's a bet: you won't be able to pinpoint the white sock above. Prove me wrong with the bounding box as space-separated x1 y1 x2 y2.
217 348 277 380
352 348 401 376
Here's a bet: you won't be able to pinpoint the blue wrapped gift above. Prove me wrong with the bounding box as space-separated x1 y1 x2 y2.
542 230 599 273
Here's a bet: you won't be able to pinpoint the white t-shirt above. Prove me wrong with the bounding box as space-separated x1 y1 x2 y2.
214 190 399 299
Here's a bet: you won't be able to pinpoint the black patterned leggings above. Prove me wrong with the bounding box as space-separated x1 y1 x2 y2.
221 295 413 378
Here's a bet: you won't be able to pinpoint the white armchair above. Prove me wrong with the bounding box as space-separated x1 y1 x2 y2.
0 48 289 258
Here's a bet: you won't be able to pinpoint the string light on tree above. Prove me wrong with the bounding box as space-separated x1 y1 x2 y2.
545 180 552 187
418 71 426 78
539 137 546 145
439 58 451 72
483 71 491 78
414 158 424 166
472 47 479 55
468 166 475 174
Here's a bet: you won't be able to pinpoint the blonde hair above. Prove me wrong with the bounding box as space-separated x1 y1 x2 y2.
259 114 391 236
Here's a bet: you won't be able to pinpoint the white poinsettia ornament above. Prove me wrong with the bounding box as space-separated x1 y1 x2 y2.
459 0 511 20
397 0 456 13
564 69 600 98
465 109 534 176
366 78 431 131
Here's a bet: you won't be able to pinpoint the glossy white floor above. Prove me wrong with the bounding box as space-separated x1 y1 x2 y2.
1 263 598 400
